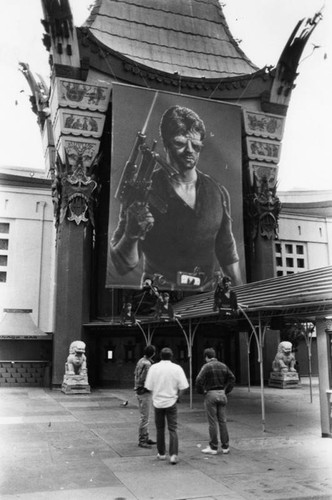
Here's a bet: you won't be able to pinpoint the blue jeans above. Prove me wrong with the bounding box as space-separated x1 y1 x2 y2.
204 390 229 450
137 392 151 444
154 403 178 456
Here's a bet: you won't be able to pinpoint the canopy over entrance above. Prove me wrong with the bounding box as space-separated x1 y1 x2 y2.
85 267 332 430
173 265 332 321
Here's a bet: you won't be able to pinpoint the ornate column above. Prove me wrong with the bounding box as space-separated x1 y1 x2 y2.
242 110 283 281
49 79 111 386
38 0 111 386
242 12 322 283
316 316 332 437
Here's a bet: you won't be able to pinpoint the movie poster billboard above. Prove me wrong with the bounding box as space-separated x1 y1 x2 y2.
106 83 245 292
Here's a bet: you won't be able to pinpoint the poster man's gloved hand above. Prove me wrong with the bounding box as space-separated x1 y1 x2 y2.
125 201 154 240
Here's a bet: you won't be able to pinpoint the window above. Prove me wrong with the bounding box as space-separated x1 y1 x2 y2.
0 255 7 266
275 241 307 277
0 223 9 284
0 239 8 250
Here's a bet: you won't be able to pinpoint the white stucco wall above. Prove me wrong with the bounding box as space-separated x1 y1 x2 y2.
0 182 55 332
278 213 331 270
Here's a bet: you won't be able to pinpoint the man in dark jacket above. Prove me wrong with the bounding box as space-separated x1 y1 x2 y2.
195 347 235 455
213 275 239 316
134 345 156 448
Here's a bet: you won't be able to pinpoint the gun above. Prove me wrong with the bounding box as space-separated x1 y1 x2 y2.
114 92 178 214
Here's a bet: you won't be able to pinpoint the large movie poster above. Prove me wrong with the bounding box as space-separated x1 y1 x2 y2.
106 83 245 291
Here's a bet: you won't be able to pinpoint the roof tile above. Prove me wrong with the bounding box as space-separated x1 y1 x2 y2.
85 0 259 78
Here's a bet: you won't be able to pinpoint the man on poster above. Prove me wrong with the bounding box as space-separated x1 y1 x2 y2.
110 105 242 291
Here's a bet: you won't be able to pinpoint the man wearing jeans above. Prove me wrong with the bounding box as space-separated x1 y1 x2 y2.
134 345 156 448
195 347 235 455
145 347 189 464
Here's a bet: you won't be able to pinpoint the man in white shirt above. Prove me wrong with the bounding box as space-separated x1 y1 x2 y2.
145 347 189 464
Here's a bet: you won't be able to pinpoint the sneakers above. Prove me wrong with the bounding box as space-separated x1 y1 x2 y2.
222 446 230 454
170 454 178 465
147 439 156 445
157 453 166 460
201 446 217 455
138 442 152 449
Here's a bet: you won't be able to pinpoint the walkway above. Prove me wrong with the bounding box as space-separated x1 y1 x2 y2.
0 378 331 500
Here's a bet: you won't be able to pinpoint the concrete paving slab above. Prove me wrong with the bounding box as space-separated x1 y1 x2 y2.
0 406 63 417
183 449 294 477
69 408 137 424
0 440 52 464
221 471 332 500
112 463 228 500
192 496 247 500
91 429 139 448
0 485 137 500
0 459 122 496
0 415 77 424
59 401 101 408
0 381 331 500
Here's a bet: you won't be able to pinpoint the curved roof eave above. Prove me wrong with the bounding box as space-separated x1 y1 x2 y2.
78 27 274 101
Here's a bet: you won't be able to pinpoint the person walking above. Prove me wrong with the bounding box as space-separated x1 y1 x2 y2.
144 347 189 464
134 344 156 448
195 347 235 455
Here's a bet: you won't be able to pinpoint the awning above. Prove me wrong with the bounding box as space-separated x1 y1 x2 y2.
173 266 332 320
0 309 51 339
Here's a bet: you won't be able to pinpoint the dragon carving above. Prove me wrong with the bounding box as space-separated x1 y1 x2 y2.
52 148 101 227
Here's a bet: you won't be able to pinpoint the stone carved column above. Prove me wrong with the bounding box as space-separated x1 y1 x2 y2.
50 78 111 229
48 78 111 385
242 110 284 281
316 317 332 436
243 110 283 242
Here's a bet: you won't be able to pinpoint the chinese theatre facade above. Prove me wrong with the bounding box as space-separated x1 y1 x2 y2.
22 0 332 435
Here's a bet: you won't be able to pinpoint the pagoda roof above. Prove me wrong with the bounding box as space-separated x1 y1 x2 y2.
83 0 259 80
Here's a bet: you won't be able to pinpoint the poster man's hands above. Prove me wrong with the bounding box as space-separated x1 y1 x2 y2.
125 201 154 240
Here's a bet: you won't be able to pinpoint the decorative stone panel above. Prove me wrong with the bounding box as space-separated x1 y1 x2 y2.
248 162 279 190
245 137 281 164
53 108 106 141
56 136 101 168
243 110 285 140
50 77 111 116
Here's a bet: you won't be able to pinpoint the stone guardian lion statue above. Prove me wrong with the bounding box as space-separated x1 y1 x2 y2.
272 341 297 373
65 340 87 375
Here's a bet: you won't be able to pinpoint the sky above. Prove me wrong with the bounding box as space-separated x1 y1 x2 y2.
0 0 331 192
